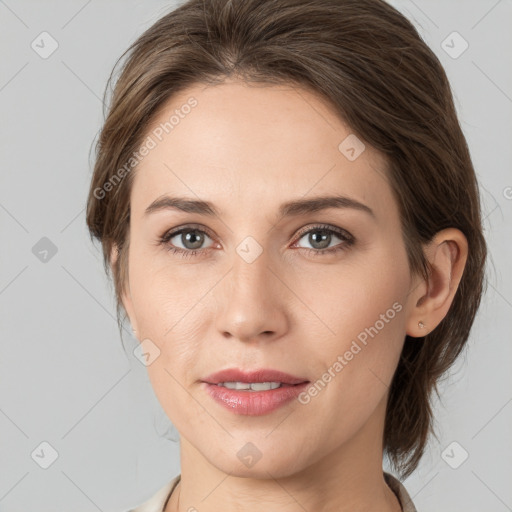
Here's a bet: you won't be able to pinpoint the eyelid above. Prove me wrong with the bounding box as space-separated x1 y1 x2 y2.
294 223 352 238
161 223 216 242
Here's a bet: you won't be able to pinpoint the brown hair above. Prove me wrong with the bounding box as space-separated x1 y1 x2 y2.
86 0 487 478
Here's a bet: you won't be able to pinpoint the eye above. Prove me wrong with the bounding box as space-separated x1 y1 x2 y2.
158 225 215 258
292 224 354 256
158 223 354 259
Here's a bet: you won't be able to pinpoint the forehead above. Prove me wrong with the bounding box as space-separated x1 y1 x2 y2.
131 80 394 220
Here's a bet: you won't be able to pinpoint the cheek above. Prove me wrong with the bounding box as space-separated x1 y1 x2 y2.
128 244 212 336
292 276 407 443
298 249 409 393
143 329 204 429
299 249 409 342
127 249 209 404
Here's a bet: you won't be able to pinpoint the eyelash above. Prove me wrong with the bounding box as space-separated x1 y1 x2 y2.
158 223 355 259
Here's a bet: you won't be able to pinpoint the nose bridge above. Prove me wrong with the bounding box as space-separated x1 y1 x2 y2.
232 241 270 301
214 237 287 341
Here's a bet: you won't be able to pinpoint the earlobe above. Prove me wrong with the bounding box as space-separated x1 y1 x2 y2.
406 228 468 338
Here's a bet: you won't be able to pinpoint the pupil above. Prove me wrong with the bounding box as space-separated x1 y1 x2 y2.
310 230 330 249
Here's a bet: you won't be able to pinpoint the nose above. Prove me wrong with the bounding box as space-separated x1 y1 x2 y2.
214 246 289 343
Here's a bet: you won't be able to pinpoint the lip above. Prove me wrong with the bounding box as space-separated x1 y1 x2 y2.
202 368 309 385
203 382 310 416
201 368 310 416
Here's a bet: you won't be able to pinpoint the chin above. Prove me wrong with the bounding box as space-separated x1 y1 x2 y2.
206 442 310 480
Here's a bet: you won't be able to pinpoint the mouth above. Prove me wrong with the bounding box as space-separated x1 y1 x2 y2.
200 368 310 415
212 381 297 391
201 368 309 387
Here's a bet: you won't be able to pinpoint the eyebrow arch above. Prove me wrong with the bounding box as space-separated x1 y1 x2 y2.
144 194 375 220
278 194 375 220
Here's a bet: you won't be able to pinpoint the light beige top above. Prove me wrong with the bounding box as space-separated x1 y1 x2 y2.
128 472 417 512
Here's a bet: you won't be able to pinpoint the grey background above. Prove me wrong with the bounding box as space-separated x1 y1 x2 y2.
0 0 510 510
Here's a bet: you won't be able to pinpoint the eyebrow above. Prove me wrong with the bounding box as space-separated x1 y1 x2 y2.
144 194 375 220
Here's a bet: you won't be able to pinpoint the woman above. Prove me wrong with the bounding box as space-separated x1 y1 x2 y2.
86 0 487 510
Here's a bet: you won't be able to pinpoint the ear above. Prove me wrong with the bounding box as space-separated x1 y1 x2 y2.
406 228 468 338
111 244 139 338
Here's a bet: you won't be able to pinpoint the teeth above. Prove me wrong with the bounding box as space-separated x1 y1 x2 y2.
217 381 282 391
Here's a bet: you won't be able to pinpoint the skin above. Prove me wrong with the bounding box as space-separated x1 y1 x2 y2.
116 80 468 512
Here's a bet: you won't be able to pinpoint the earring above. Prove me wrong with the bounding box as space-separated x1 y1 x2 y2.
418 321 425 329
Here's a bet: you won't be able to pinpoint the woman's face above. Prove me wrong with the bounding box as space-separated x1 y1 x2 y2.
121 80 421 477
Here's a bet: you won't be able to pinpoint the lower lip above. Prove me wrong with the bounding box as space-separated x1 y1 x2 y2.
203 382 310 416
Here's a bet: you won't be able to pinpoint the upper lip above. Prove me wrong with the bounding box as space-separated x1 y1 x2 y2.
202 368 309 385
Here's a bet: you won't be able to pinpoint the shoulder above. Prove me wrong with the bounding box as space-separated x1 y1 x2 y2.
384 472 417 512
126 474 181 512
